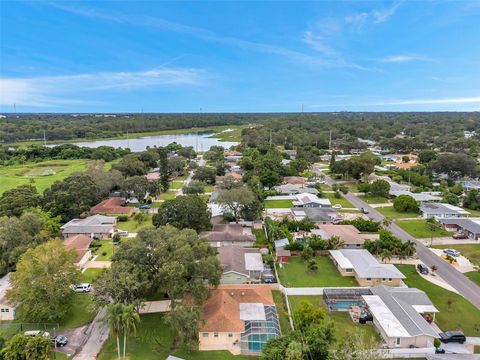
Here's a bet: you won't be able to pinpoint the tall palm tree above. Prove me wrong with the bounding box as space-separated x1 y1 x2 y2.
382 217 393 229
398 248 408 264
105 303 124 360
122 304 141 359
380 249 392 264
403 240 416 256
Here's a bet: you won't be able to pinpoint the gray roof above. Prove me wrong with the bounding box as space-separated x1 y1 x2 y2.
368 285 439 338
291 207 338 222
274 184 319 195
199 224 255 243
391 190 441 202
420 203 469 215
427 356 480 360
439 217 480 233
61 215 116 234
218 246 263 276
330 249 405 279
274 238 289 249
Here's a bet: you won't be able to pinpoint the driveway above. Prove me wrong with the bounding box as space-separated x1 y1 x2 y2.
55 325 88 357
73 308 109 360
429 248 476 273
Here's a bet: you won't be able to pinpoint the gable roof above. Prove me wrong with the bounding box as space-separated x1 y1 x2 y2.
312 225 365 245
293 193 331 207
201 285 274 332
291 207 338 222
61 215 116 234
274 184 319 195
199 224 255 243
420 203 470 215
218 246 263 276
439 217 480 233
63 235 92 262
90 198 134 215
283 176 306 185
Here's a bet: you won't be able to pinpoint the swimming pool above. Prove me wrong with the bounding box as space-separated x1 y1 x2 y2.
326 299 364 311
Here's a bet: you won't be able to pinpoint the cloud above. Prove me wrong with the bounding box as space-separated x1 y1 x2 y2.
372 1 403 23
378 55 431 63
302 31 337 56
311 96 480 108
0 67 204 107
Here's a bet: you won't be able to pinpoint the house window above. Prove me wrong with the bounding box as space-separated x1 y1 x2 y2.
388 278 392 281
382 278 386 281
228 333 233 337
202 333 209 338
214 332 219 338
396 338 401 346
346 268 353 273
366 277 372 281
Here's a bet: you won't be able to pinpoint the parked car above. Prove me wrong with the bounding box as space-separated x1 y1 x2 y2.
332 204 342 210
359 314 373 324
452 232 468 239
115 230 129 237
332 218 342 225
416 263 429 275
53 335 68 347
361 207 369 214
443 249 461 257
439 331 466 344
24 330 50 337
71 283 92 293
138 205 151 210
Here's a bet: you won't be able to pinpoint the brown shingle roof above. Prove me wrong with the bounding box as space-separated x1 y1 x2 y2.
314 224 365 245
201 285 274 332
90 198 134 215
283 176 306 185
199 224 255 243
218 246 261 276
63 235 92 262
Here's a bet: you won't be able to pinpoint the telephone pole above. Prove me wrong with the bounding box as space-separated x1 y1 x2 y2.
329 130 332 150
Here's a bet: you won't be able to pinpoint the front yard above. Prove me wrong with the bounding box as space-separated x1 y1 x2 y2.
322 192 356 209
93 240 114 261
376 206 420 219
397 265 480 336
59 293 96 330
358 195 390 204
276 256 358 287
264 199 293 208
432 244 480 266
396 220 450 239
98 313 252 360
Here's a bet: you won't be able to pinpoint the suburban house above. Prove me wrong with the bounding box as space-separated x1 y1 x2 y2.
63 234 93 268
329 249 405 286
0 273 15 321
199 224 255 248
274 238 291 263
283 176 305 186
146 171 160 181
292 193 331 208
90 197 134 216
61 214 117 239
439 217 480 240
217 246 264 284
216 172 243 183
420 203 470 219
311 224 374 248
460 180 480 192
274 183 319 195
199 284 280 355
390 190 442 203
290 207 338 223
388 182 412 193
362 285 438 349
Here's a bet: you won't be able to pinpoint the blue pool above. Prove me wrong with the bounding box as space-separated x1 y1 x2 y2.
327 299 364 311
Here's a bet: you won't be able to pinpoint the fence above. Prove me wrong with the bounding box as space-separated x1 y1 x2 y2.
0 322 60 338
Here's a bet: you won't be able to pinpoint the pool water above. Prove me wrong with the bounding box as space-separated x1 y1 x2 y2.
327 299 364 311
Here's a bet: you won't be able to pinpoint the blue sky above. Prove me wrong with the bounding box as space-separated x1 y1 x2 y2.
1 1 480 112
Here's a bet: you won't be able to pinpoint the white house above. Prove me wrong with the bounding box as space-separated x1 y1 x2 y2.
420 203 470 219
0 273 16 321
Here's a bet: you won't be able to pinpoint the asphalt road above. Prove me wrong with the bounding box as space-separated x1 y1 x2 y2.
322 174 480 309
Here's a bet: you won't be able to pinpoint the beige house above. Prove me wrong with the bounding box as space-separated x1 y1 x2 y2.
329 249 405 286
363 285 438 348
61 214 116 239
63 234 93 268
217 246 264 284
0 273 15 321
311 224 374 248
199 285 280 355
199 224 255 248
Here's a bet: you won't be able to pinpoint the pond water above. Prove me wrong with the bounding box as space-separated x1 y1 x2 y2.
57 132 238 152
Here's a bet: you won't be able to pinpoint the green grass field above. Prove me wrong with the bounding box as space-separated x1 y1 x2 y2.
288 296 380 344
157 193 177 201
253 228 268 246
277 256 358 287
358 195 390 204
209 125 245 142
466 271 480 286
272 290 291 334
397 265 480 336
98 313 252 360
169 181 184 190
264 199 293 208
94 240 115 261
116 215 153 233
396 220 450 239
81 268 104 283
322 192 356 208
433 244 480 266
0 159 90 195
59 293 96 330
376 206 420 219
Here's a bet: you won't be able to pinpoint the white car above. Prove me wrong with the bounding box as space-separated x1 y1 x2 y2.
24 330 50 337
443 249 460 257
115 230 129 237
332 204 342 210
71 283 92 293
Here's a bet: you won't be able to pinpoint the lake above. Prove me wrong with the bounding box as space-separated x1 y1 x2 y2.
59 132 238 152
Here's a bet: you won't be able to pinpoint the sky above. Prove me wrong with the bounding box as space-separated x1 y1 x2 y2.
1 0 480 113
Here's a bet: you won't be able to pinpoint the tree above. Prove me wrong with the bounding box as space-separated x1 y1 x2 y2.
402 155 410 163
0 333 52 360
418 149 437 164
182 180 206 195
215 186 257 222
307 258 318 273
382 217 393 229
380 249 392 263
429 153 478 179
122 304 141 359
393 194 419 213
121 176 156 200
0 185 42 217
192 166 216 184
168 157 186 177
463 189 480 210
431 264 438 275
7 239 80 322
165 303 201 350
105 303 124 360
369 180 390 198
301 246 314 261
293 300 326 332
158 148 169 192
328 332 382 360
43 172 103 221
426 218 439 246
153 195 211 232
443 192 460 206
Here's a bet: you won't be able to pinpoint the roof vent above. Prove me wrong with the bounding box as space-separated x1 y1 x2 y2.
241 292 245 296
231 292 235 296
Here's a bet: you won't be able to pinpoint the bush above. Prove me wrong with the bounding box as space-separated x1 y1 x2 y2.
334 191 341 199
434 338 441 348
341 218 380 232
285 241 303 251
117 215 129 222
301 246 314 261
332 184 339 192
339 185 348 194
393 194 419 213
101 251 107 257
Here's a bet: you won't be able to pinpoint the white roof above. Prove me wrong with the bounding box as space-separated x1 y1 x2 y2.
244 253 264 272
363 295 411 337
391 190 441 202
412 305 439 313
0 273 12 304
239 303 266 321
329 250 353 269
294 193 331 206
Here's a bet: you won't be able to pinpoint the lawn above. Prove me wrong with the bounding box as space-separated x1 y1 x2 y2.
204 185 213 193
358 195 390 204
253 229 268 246
465 271 480 286
98 313 252 360
0 159 89 195
396 220 450 239
272 290 291 334
276 256 358 287
264 199 293 208
116 215 153 233
157 193 177 201
376 206 420 219
209 125 246 142
322 192 356 209
59 293 96 330
81 268 104 283
169 181 184 190
288 296 380 344
397 265 480 336
432 244 480 266
93 240 114 261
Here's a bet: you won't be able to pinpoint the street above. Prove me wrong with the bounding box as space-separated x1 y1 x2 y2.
322 174 480 309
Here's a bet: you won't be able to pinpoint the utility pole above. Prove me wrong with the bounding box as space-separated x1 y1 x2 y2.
269 129 272 146
126 130 130 149
43 130 47 146
329 130 332 151
301 103 304 113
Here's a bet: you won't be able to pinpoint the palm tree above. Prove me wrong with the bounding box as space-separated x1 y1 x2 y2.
105 303 124 360
380 249 392 264
122 304 141 359
403 240 416 257
398 248 408 264
426 218 439 246
382 217 393 229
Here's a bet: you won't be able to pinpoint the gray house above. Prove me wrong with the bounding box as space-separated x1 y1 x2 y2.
217 246 264 284
420 203 470 219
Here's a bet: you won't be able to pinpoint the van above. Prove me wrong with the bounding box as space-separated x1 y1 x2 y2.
71 283 92 293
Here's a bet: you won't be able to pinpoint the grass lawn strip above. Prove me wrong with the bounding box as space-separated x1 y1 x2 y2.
272 290 291 333
376 206 420 219
253 229 268 246
358 195 390 204
432 244 480 266
94 240 114 261
322 192 356 209
277 256 358 287
397 264 480 336
396 220 450 239
465 271 480 286
264 199 293 208
169 181 184 190
98 313 251 360
81 268 104 283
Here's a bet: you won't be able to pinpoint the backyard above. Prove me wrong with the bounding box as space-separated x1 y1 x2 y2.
59 293 96 330
253 228 268 246
396 220 450 239
98 313 252 360
397 265 480 336
93 240 115 261
264 199 293 208
272 290 291 334
276 256 358 287
376 206 420 219
116 215 154 233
